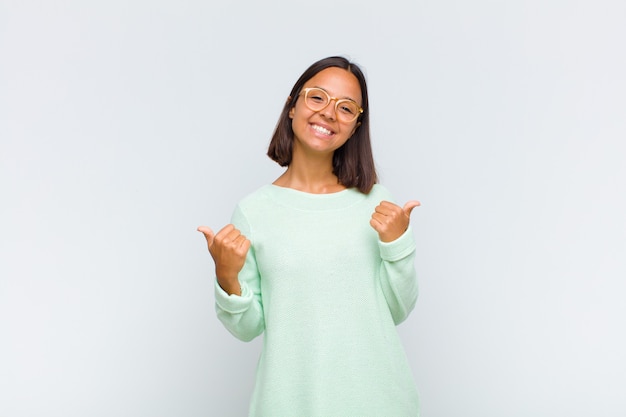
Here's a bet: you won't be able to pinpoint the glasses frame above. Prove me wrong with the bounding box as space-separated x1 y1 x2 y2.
299 87 364 123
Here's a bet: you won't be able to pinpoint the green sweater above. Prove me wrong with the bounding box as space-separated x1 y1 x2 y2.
215 184 420 416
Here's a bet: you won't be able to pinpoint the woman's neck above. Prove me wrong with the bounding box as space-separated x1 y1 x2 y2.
273 152 345 194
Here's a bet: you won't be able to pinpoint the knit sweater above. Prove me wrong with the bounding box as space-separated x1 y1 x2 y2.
214 184 420 417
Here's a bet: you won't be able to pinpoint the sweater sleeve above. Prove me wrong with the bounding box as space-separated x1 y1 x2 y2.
214 205 265 342
377 226 418 325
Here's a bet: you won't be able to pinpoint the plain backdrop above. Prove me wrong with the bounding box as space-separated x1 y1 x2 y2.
1 1 625 416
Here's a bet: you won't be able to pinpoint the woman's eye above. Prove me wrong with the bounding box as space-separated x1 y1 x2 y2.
339 105 355 115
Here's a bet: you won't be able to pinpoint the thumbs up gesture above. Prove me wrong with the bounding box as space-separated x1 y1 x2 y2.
370 200 420 242
198 224 250 295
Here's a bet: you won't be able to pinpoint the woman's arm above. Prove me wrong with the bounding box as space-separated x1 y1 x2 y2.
378 227 419 324
214 242 265 341
199 206 265 341
370 199 420 324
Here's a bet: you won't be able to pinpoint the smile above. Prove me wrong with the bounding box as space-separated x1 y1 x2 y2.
311 124 334 136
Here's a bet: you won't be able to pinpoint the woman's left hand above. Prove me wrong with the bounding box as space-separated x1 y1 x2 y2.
370 200 420 242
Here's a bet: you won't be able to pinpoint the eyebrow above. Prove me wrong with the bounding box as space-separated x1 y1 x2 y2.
312 86 359 103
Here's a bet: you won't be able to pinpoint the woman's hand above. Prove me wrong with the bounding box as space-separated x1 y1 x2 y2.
198 224 251 295
370 200 420 242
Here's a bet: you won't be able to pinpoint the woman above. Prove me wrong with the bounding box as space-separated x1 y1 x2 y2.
198 56 421 416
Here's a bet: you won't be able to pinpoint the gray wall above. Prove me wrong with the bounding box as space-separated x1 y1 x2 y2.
1 1 624 416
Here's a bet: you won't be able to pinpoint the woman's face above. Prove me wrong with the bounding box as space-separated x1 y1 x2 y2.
289 67 362 158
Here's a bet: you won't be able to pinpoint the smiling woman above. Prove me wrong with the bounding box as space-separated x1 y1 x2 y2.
198 56 421 416
283 66 364 190
267 57 377 195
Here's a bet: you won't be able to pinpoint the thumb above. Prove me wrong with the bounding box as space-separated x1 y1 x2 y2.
402 200 421 217
197 226 215 246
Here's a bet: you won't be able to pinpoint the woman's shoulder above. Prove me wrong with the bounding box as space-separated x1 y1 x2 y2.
230 185 276 227
367 183 396 201
236 184 275 208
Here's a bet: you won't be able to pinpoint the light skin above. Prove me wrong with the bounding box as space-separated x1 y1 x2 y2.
198 67 420 295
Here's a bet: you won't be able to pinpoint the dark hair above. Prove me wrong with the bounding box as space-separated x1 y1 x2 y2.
267 56 377 194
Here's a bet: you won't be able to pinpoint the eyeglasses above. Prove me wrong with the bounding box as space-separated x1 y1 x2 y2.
299 87 363 123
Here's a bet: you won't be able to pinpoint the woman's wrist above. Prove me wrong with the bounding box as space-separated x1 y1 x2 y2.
217 274 242 296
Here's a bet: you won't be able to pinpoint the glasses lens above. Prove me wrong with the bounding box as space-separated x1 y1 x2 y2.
335 100 359 122
304 88 329 111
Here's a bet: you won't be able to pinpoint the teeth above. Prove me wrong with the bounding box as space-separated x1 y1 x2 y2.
312 124 332 135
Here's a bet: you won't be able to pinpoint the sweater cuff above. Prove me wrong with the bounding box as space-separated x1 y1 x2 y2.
214 279 254 313
378 226 416 261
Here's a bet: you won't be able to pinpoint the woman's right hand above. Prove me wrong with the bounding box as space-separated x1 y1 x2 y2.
197 224 251 296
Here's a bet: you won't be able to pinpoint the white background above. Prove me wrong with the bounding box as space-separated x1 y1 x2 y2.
1 1 625 416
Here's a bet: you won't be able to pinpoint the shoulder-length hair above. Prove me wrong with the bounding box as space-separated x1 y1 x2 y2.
267 56 377 194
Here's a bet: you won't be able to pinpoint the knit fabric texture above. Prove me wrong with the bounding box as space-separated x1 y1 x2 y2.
215 184 420 417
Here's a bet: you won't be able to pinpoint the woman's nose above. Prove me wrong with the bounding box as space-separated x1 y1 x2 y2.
320 99 337 120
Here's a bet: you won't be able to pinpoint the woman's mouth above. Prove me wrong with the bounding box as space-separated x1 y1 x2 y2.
311 124 333 136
